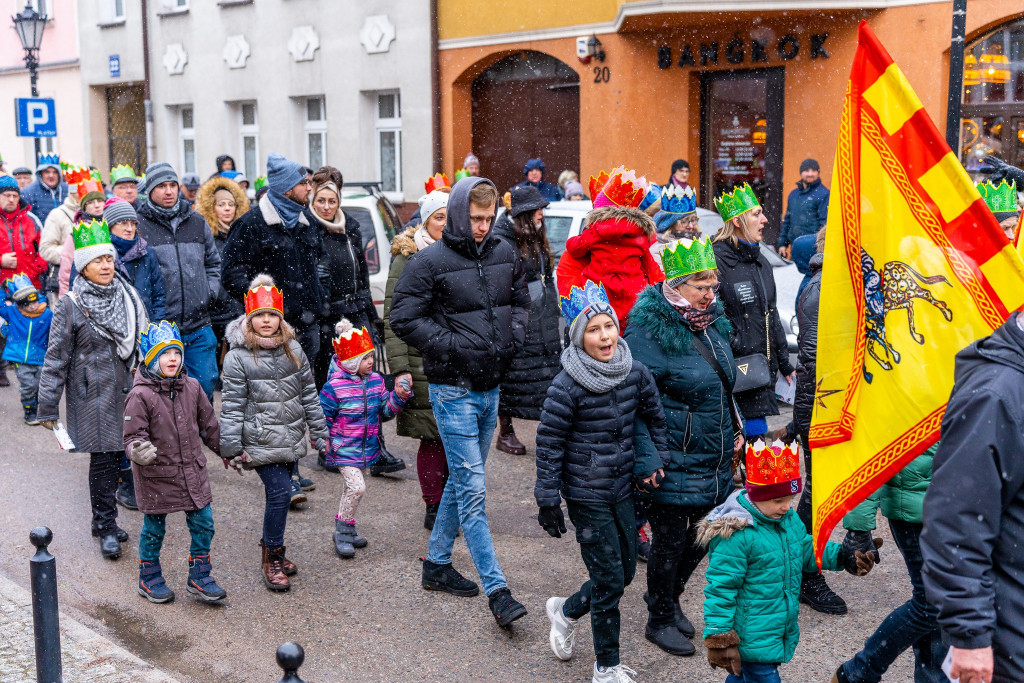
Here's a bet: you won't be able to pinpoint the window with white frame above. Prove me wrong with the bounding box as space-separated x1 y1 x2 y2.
40 137 56 155
24 0 50 18
375 92 401 194
239 102 259 180
110 0 125 21
178 105 195 174
305 96 326 170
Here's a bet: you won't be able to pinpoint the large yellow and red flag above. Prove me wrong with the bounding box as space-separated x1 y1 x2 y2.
810 21 1024 563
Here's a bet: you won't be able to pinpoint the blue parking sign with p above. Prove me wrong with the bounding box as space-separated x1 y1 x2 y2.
15 98 56 138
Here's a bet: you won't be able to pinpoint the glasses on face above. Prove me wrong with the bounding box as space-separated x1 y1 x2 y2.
683 281 721 295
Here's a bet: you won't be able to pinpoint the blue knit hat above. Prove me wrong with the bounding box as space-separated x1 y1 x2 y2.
0 175 19 195
523 158 545 176
266 153 308 195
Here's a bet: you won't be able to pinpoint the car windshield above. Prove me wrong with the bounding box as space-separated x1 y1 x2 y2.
342 207 379 274
545 215 574 256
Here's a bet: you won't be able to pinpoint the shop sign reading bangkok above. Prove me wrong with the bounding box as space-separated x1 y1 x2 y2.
657 32 830 69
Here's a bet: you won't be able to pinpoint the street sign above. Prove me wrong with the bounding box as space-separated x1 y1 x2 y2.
15 98 56 138
109 55 120 78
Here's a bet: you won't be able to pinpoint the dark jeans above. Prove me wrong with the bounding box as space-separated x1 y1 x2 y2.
417 438 448 506
726 662 781 682
139 504 215 562
646 502 714 627
256 463 292 548
563 497 637 669
841 520 946 683
89 451 121 535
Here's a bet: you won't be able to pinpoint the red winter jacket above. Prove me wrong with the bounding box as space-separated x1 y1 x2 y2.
556 206 664 323
0 201 47 287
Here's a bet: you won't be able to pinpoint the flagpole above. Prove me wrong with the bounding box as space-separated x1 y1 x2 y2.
945 0 968 152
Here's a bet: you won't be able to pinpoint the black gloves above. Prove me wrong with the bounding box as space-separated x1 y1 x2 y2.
983 155 1024 187
636 469 666 493
840 533 883 576
538 505 567 538
843 529 882 563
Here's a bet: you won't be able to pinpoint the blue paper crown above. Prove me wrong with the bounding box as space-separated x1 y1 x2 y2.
139 321 184 367
37 154 59 167
559 280 611 325
659 185 697 216
638 182 662 212
4 273 37 301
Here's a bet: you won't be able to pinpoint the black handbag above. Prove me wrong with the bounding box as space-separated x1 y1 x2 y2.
732 352 772 393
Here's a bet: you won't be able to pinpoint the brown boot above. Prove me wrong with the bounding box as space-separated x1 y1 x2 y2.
260 541 290 591
280 549 297 576
495 416 526 455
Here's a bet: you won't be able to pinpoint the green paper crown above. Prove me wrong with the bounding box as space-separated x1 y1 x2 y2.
976 179 1018 214
714 182 761 222
254 176 268 192
661 236 717 280
109 164 136 184
73 219 112 251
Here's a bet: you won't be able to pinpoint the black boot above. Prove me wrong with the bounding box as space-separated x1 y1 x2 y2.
23 403 39 426
800 572 848 615
92 525 129 543
674 603 696 638
116 469 138 510
370 435 406 476
424 502 440 530
98 533 122 560
488 588 527 628
421 558 479 596
645 621 695 656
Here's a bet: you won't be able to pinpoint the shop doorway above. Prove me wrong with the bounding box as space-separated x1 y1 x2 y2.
700 68 785 244
471 51 580 194
107 85 147 173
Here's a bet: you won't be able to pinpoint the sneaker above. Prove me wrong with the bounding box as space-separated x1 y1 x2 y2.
187 554 227 602
592 663 638 683
546 597 578 661
800 572 848 615
637 522 651 563
645 621 695 656
424 502 440 530
489 588 527 628
289 477 307 509
421 558 479 597
138 560 175 603
23 404 39 426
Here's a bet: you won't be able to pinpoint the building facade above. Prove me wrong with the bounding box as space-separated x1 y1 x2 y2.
437 1 1024 243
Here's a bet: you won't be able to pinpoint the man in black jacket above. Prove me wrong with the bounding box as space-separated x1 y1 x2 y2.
390 176 530 628
920 313 1024 683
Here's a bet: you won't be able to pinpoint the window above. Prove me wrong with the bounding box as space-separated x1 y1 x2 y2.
26 0 50 18
239 102 259 180
304 96 326 170
39 137 56 155
178 106 195 175
110 0 125 21
375 92 401 194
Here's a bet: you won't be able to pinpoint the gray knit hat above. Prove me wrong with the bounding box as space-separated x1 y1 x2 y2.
569 302 619 348
142 161 179 196
102 198 137 227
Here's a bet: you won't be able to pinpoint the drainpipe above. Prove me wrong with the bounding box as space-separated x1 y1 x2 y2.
141 0 156 166
430 0 442 173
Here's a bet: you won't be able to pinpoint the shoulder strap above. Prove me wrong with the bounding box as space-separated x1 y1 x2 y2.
692 333 744 438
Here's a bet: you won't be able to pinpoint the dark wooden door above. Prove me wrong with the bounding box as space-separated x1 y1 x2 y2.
472 51 580 194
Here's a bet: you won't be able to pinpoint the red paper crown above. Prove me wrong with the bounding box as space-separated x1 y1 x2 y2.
75 180 103 197
244 284 284 317
425 173 451 194
588 166 650 208
64 167 91 186
332 325 374 362
745 439 802 501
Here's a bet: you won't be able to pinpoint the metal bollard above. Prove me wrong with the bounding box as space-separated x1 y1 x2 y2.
275 642 306 683
29 526 62 683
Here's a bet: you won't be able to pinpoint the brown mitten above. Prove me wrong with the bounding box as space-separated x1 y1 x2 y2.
705 630 742 676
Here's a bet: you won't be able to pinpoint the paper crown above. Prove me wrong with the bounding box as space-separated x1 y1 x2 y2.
660 185 697 216
75 180 104 197
332 325 375 362
254 176 267 192
976 179 1018 214
588 166 650 208
661 236 717 281
110 164 137 185
714 183 761 222
454 169 470 182
745 439 802 501
139 321 184 366
425 173 451 194
244 283 284 317
63 165 90 185
559 280 612 325
72 219 111 251
38 154 59 168
639 183 662 212
4 273 37 301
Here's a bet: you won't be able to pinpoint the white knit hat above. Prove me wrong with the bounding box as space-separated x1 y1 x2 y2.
419 190 449 225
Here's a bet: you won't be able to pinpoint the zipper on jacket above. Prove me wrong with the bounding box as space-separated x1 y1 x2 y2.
477 261 497 357
360 377 368 466
24 320 32 363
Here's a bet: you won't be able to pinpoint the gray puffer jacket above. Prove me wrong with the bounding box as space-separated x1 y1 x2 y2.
219 315 328 467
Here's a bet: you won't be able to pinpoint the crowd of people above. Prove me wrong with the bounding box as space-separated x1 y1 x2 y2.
0 145 1021 683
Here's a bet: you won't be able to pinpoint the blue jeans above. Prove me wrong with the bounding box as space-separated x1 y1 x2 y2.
138 503 215 562
426 384 507 596
182 326 218 401
726 662 781 683
256 464 292 548
841 520 946 683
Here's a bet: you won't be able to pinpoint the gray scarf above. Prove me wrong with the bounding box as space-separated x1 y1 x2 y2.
72 272 147 361
561 340 633 393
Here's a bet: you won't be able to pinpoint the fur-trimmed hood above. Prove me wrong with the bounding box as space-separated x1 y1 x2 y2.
195 176 250 236
224 313 297 350
582 204 657 237
391 225 419 258
628 284 731 357
696 490 756 547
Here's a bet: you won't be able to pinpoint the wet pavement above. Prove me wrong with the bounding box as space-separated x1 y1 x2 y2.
0 394 914 682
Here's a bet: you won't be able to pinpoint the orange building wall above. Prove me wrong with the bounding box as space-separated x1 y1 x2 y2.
440 3 1024 210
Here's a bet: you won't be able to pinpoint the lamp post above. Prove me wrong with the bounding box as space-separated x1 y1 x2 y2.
12 2 48 164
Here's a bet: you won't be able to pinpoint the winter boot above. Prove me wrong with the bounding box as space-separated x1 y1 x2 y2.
187 554 227 602
495 415 526 455
800 572 848 615
259 541 291 591
98 532 121 560
295 464 316 491
489 588 528 628
673 602 696 639
137 560 175 603
92 524 128 543
424 502 440 530
333 518 355 558
280 550 297 576
351 524 367 549
421 558 479 596
289 477 307 509
22 403 39 426
116 469 138 510
645 621 696 656
369 436 406 476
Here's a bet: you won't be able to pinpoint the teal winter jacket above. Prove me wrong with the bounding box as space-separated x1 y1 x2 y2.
844 445 935 530
698 490 843 664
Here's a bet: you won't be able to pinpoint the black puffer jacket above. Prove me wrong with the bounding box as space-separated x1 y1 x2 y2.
313 209 377 325
389 177 529 391
793 252 822 438
713 238 794 418
534 359 669 507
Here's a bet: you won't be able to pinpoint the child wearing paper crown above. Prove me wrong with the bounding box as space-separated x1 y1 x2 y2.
319 318 411 558
0 273 53 424
535 280 670 683
122 321 228 604
696 440 883 682
555 167 665 324
219 274 329 592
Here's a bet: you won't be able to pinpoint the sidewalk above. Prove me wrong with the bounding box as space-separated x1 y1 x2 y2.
0 573 179 683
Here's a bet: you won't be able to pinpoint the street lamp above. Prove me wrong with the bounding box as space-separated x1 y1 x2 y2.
12 2 48 163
